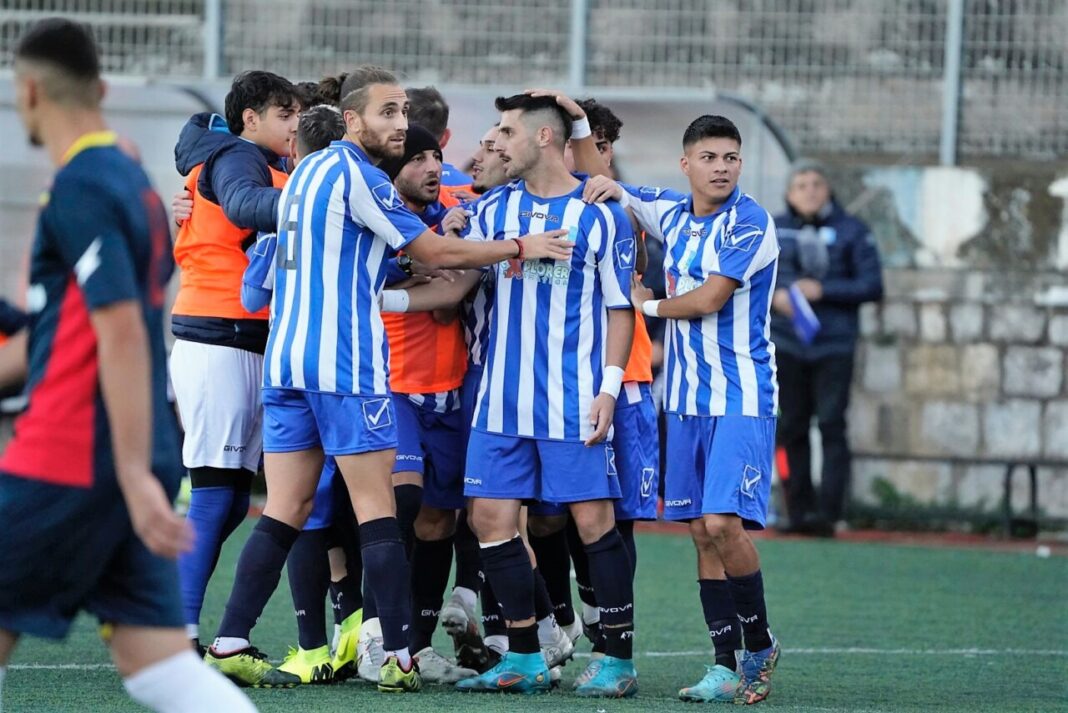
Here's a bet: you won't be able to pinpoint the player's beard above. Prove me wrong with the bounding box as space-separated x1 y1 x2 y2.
362 127 404 162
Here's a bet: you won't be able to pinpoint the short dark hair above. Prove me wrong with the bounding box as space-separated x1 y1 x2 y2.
339 65 398 114
297 105 345 156
224 70 297 135
15 18 102 106
682 115 742 149
494 94 572 146
577 98 622 144
293 81 323 110
406 86 449 141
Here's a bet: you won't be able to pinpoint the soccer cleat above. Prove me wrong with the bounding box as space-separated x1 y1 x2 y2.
357 635 386 683
454 651 551 694
549 665 562 688
276 645 334 685
440 590 492 672
331 609 362 681
574 655 638 698
562 618 583 645
378 655 422 693
205 646 299 688
540 620 575 669
414 647 478 684
679 664 741 702
733 638 781 705
572 652 605 689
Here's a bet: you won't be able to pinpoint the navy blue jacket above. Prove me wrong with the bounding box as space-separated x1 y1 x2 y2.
0 299 27 337
772 200 883 359
174 112 284 234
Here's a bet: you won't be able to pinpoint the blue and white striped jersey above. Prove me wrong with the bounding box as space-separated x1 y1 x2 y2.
461 270 494 369
265 140 428 394
241 232 276 314
621 184 779 417
469 178 634 442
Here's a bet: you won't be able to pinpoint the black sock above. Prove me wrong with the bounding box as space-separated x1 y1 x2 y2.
393 484 422 556
328 479 363 620
479 537 534 625
618 520 637 576
584 528 635 660
287 529 330 650
728 570 773 652
409 536 454 652
567 519 597 610
360 518 411 652
528 529 575 626
481 581 507 637
453 511 483 593
217 516 299 640
699 579 742 670
507 623 540 655
330 575 363 623
532 568 554 622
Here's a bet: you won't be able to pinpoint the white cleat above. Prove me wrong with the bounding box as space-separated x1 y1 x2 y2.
439 589 476 635
540 620 575 669
356 635 384 683
562 618 583 645
440 590 491 672
413 647 478 684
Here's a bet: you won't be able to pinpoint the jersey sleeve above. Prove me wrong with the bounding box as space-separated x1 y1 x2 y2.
597 202 634 309
348 163 428 250
47 177 141 310
241 232 276 312
618 183 687 243
461 187 506 243
713 205 779 284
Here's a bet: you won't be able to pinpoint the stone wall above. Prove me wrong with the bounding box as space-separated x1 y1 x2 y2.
849 269 1068 520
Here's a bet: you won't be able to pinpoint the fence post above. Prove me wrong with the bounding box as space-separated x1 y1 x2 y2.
568 0 589 92
203 0 223 80
939 0 965 165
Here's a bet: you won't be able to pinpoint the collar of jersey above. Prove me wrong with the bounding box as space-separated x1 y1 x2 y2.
688 185 742 221
62 130 118 165
332 139 371 163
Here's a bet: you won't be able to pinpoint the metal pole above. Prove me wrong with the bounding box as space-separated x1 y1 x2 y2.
568 0 589 92
203 0 223 81
939 0 965 166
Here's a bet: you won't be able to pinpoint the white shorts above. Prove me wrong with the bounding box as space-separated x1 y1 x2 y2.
169 340 263 472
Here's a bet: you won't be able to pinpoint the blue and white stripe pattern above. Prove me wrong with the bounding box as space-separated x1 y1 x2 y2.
404 389 462 414
265 140 428 394
621 184 779 417
469 179 634 442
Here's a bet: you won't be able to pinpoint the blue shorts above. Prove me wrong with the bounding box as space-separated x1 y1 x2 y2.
393 392 466 510
663 414 776 529
304 459 336 531
0 472 183 639
460 365 482 443
611 383 660 521
464 430 621 504
263 387 397 456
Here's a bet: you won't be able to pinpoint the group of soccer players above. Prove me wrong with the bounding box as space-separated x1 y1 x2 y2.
0 17 782 711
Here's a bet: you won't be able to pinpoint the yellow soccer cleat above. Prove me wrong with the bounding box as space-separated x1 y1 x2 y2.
377 655 422 693
276 645 335 685
331 609 363 681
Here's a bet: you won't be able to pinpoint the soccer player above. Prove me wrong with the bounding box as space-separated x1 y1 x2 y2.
406 86 476 200
170 69 298 653
585 114 782 704
204 66 572 693
451 93 638 698
0 19 255 712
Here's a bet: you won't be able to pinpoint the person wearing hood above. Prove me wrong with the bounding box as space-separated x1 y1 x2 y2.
770 160 883 536
168 70 299 655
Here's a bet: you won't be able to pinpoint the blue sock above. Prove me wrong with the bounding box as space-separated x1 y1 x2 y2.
585 528 635 660
217 515 299 640
287 529 330 650
699 579 741 670
728 570 773 652
178 483 237 630
360 518 411 652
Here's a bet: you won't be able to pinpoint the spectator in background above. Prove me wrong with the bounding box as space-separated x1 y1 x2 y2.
771 160 883 536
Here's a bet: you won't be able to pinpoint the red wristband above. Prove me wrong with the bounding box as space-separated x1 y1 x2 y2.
512 238 525 260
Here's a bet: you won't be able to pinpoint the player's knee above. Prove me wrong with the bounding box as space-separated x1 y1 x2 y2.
569 501 615 544
689 517 716 550
702 513 742 543
469 500 516 542
527 513 567 538
414 505 455 540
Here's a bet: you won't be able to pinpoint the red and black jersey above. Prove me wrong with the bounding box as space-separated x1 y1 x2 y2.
0 132 181 489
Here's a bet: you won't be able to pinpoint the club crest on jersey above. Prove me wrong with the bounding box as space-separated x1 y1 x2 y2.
371 182 403 211
614 238 635 270
723 223 763 253
741 465 762 498
362 398 393 431
640 467 655 499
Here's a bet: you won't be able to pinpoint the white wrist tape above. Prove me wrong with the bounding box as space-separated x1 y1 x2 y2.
599 365 625 399
571 116 592 140
641 300 661 318
380 290 410 313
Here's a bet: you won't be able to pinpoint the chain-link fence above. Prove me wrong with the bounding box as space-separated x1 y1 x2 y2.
2 0 1065 160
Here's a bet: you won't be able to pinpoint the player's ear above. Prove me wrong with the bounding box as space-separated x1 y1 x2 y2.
241 107 259 135
343 108 363 136
440 127 451 149
680 154 690 177
96 78 108 104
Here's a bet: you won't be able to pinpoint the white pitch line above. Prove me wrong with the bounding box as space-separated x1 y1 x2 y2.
11 647 1065 670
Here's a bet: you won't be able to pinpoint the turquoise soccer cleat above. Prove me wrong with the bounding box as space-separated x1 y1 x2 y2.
454 651 551 695
574 655 638 698
678 664 740 702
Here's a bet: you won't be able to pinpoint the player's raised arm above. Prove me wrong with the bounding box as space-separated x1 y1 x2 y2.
525 88 612 179
403 226 573 269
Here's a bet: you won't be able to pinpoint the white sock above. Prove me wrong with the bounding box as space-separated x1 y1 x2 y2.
384 647 411 669
582 603 600 626
453 586 478 612
359 617 382 641
537 616 558 645
210 636 249 655
184 624 198 641
485 635 508 655
331 623 342 653
123 650 256 713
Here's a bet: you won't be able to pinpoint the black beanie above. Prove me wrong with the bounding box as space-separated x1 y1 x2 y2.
379 124 442 180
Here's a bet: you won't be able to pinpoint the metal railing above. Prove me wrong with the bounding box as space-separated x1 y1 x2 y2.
1 0 1065 160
